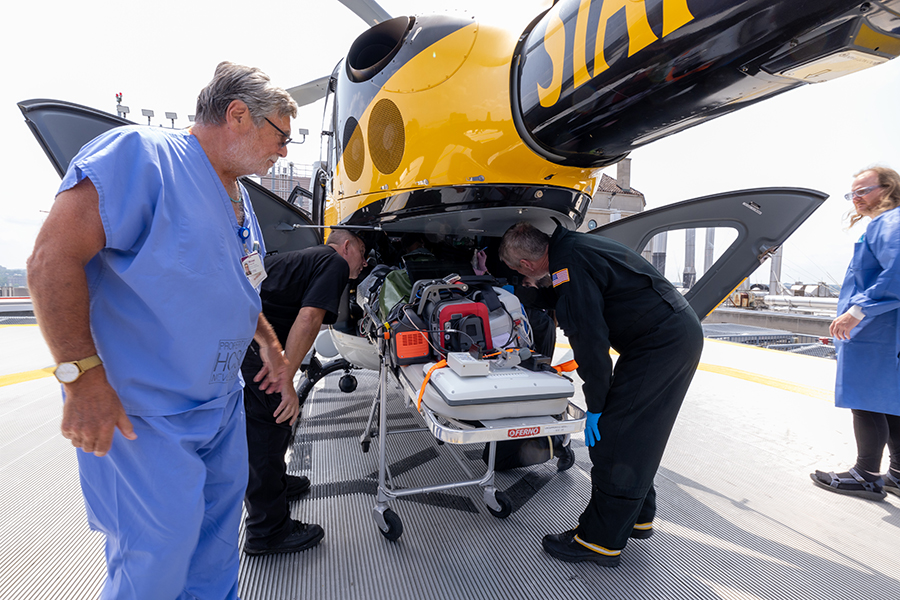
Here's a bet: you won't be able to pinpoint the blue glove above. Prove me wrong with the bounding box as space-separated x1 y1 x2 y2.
585 411 601 447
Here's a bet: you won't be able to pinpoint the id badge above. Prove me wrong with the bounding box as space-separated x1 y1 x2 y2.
241 252 267 288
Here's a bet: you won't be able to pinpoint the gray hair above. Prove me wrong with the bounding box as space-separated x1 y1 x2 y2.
499 222 550 265
195 61 297 126
326 228 364 251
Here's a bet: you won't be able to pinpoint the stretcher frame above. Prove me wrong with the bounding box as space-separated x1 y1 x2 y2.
358 333 586 541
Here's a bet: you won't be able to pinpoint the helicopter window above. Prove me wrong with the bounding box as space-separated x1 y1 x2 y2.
640 227 739 290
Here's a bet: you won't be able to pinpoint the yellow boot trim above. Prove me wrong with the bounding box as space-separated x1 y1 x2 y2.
573 535 621 556
633 522 653 531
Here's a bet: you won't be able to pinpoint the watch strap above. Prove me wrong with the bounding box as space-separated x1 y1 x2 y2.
75 354 103 372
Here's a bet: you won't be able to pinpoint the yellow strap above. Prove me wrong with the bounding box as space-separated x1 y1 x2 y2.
417 359 447 410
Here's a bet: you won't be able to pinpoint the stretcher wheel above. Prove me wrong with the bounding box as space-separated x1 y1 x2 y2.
378 509 403 541
487 491 512 519
339 374 357 393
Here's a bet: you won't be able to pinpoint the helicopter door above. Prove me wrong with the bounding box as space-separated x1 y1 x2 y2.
590 187 827 319
18 98 320 254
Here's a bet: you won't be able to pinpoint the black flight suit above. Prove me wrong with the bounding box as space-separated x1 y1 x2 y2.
240 246 349 546
548 226 703 551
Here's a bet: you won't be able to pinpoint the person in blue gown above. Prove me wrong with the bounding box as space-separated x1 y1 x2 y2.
27 62 299 599
811 166 900 501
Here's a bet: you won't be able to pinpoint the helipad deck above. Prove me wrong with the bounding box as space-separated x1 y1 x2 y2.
1 324 897 599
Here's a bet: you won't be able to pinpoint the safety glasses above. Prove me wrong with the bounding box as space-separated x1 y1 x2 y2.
844 185 886 201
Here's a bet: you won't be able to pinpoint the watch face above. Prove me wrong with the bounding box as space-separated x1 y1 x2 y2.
55 362 80 383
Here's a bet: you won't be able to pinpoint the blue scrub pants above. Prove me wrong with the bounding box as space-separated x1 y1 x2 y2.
76 389 248 600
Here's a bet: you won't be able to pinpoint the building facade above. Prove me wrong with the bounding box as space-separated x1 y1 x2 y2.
259 159 313 213
577 158 645 232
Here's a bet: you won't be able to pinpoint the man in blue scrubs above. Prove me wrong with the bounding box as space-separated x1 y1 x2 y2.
27 62 298 599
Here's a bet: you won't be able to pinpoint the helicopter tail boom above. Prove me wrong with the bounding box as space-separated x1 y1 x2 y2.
513 0 900 167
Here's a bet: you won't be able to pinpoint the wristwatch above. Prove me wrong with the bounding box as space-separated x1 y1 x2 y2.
54 354 103 384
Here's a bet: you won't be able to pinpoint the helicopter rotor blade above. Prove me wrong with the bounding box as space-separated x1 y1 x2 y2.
286 1 393 107
286 75 332 108
336 0 392 26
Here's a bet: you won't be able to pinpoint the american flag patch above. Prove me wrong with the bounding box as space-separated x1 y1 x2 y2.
552 268 570 287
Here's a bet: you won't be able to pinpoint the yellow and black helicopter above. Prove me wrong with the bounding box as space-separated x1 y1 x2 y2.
282 0 900 364
298 0 900 312
18 0 900 354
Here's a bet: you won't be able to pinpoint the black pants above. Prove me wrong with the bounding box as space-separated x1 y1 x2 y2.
577 307 703 550
241 343 294 545
852 409 900 474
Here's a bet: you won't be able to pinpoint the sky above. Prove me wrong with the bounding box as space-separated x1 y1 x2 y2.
2 0 899 287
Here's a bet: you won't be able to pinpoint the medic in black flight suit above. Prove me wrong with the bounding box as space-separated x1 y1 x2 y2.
500 222 703 568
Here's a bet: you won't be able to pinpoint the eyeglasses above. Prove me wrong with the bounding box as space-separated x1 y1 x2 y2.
844 185 886 201
264 117 292 147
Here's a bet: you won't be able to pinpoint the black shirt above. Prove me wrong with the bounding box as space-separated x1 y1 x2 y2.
548 226 689 412
260 246 349 346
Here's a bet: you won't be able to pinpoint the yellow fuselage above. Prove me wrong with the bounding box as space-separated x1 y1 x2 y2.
325 17 602 228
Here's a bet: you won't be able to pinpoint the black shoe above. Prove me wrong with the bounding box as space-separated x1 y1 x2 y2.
630 523 654 539
286 474 311 499
541 530 621 567
243 520 324 555
556 444 575 472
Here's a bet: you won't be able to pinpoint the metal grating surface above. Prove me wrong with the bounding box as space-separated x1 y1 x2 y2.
3 326 899 599
235 366 900 600
0 316 37 325
767 343 837 359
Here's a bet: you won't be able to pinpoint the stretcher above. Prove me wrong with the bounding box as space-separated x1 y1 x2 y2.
348 275 586 541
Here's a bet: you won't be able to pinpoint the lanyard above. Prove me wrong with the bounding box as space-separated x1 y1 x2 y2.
238 225 252 253
239 223 258 256
232 183 253 253
235 204 257 256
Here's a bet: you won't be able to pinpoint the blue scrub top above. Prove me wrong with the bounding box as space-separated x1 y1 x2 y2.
835 206 900 416
59 125 265 416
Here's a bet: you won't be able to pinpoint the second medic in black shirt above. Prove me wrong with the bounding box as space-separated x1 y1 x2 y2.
241 229 367 556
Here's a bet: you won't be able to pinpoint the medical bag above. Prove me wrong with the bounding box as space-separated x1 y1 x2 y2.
384 274 529 366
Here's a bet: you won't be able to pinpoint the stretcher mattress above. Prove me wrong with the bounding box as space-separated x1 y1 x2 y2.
399 363 572 420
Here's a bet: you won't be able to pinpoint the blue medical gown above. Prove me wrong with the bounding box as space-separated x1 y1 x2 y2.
59 125 264 415
835 206 900 417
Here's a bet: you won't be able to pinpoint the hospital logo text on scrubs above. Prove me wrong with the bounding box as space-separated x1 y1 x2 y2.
552 269 570 287
209 339 251 384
